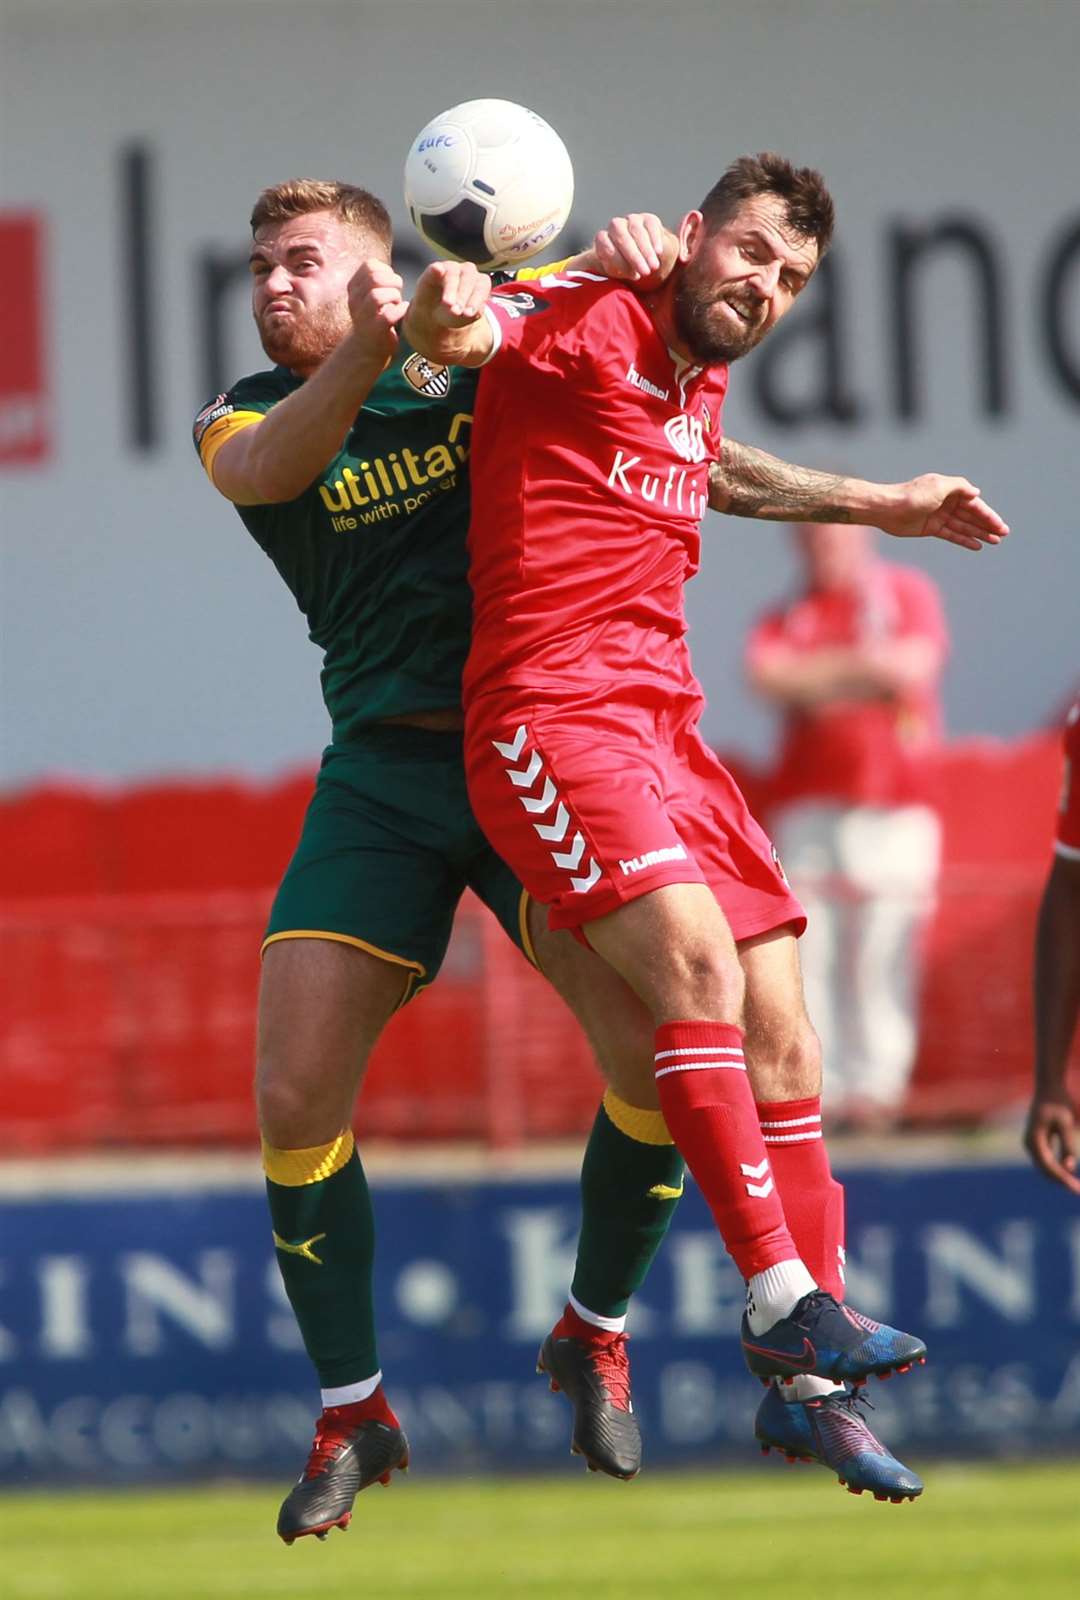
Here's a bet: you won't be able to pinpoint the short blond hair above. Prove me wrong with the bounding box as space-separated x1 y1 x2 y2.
250 180 393 253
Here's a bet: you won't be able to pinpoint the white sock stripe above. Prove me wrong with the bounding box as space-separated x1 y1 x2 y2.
567 1290 627 1333
758 1114 822 1129
321 1370 383 1407
655 1060 746 1079
654 1046 745 1061
762 1131 824 1144
745 1259 818 1336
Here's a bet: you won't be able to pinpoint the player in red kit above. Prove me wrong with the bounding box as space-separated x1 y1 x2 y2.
746 525 950 1129
403 153 1008 1501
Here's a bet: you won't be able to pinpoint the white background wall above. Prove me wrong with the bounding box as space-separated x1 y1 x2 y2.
2 0 1077 784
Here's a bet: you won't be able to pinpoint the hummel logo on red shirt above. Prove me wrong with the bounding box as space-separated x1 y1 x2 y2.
625 361 670 402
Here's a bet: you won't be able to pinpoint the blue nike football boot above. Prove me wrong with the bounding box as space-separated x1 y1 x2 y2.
755 1382 923 1502
741 1290 927 1385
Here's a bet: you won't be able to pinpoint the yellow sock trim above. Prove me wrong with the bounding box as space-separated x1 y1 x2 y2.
602 1089 674 1146
518 889 540 969
262 1129 355 1186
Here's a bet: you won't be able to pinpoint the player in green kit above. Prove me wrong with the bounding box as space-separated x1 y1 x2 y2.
194 182 689 1543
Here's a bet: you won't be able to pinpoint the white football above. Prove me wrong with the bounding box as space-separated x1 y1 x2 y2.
404 98 574 269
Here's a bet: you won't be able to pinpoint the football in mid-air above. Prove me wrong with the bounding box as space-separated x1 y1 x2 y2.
404 98 574 269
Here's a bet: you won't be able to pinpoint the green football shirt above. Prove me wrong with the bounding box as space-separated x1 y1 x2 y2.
194 347 479 740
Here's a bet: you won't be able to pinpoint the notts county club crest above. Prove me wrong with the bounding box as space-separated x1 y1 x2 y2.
402 353 451 398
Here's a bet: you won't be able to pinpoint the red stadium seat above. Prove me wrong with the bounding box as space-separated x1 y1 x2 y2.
0 734 1072 1152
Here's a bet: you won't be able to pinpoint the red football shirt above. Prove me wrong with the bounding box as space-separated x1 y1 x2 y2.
1056 698 1080 858
746 562 948 808
462 272 728 705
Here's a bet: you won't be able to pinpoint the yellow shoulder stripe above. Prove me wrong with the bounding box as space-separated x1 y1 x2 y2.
514 256 572 282
199 410 265 485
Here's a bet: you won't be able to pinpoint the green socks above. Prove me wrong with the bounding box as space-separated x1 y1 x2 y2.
263 1096 684 1380
570 1091 685 1319
263 1131 379 1387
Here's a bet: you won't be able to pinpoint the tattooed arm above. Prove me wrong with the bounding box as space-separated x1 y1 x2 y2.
709 439 1009 551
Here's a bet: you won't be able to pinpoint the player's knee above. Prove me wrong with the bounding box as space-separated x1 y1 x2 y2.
661 943 745 1022
746 1015 822 1101
780 1018 822 1098
255 1061 301 1145
255 1055 349 1149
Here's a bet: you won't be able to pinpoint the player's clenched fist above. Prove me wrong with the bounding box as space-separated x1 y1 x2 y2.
412 260 492 327
348 258 408 363
401 261 495 368
592 213 677 285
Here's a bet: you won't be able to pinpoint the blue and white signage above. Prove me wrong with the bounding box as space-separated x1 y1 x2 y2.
1 1161 1077 1482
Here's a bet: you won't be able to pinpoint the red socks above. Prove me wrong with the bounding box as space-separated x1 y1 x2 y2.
757 1094 846 1300
551 1302 621 1346
653 1022 799 1279
322 1385 399 1431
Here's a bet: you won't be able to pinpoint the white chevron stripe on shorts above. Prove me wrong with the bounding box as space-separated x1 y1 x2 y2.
492 725 602 896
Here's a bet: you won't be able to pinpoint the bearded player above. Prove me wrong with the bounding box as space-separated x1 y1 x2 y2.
403 152 1009 1504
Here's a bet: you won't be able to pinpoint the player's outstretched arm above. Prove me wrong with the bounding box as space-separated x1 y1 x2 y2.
1024 854 1080 1194
402 261 494 367
709 440 1010 551
209 259 406 506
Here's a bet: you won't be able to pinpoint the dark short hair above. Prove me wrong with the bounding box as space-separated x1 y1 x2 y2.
250 179 393 253
700 153 834 256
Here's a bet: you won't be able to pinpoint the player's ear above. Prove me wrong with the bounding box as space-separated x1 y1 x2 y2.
678 211 704 263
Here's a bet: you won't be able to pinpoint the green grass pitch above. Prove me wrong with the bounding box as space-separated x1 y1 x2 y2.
7 1462 1080 1599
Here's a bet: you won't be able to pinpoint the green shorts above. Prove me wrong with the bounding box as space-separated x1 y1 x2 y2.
264 727 535 1000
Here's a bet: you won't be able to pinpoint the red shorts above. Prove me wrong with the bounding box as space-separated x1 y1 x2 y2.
465 686 805 940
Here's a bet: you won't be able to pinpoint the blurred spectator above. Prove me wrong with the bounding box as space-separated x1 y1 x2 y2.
1024 695 1080 1191
746 523 948 1130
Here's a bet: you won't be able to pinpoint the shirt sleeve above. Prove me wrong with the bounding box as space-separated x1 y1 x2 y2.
479 271 609 366
512 255 574 282
192 380 278 487
1056 700 1080 858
